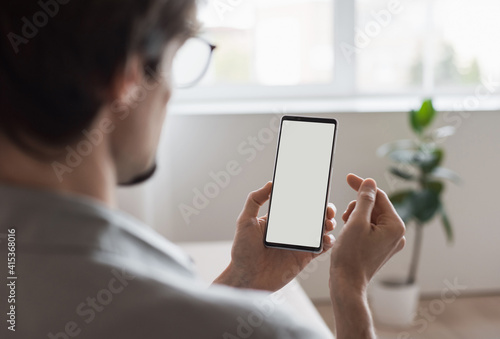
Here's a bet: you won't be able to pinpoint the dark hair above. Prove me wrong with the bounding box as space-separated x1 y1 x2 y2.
0 0 198 152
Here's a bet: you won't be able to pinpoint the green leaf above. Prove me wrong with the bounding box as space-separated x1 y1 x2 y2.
440 203 454 243
430 167 461 185
388 148 442 173
411 99 436 134
412 189 440 223
390 190 414 204
419 99 436 127
410 110 422 134
390 191 415 222
424 181 444 195
390 167 415 181
420 148 444 173
390 189 443 224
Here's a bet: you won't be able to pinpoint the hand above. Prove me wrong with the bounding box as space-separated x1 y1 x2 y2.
328 174 406 339
214 181 337 292
330 173 406 293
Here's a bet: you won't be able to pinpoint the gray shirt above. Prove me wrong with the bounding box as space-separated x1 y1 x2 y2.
0 185 332 338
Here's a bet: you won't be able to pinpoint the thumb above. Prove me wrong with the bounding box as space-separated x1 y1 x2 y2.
351 178 377 222
239 182 273 220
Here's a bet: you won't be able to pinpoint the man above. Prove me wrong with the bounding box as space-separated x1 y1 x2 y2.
0 0 406 338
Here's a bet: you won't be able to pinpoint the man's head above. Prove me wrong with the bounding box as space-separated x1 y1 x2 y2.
0 0 199 186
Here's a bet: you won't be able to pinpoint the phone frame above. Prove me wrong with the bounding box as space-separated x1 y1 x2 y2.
264 115 338 253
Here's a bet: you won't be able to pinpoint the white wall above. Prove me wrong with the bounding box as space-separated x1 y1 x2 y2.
117 109 500 301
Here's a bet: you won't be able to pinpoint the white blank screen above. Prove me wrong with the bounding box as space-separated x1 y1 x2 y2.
266 119 336 249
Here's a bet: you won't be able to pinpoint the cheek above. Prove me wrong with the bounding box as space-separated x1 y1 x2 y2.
151 81 171 124
146 82 171 140
161 83 173 107
150 68 173 110
139 73 171 115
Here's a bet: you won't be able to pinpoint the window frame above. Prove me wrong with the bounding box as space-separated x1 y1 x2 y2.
171 0 500 109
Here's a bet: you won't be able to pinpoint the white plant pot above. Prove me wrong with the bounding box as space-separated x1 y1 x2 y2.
369 279 419 328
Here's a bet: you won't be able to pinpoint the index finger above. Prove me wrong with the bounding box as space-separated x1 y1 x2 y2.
326 203 337 219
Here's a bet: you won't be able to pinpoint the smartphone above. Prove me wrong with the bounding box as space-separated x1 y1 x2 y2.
264 115 338 253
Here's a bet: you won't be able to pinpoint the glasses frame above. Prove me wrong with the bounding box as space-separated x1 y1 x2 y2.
175 36 216 89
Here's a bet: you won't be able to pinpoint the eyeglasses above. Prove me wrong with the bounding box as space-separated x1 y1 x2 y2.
172 36 216 89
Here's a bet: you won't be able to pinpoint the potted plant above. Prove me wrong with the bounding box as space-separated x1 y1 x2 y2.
369 99 460 327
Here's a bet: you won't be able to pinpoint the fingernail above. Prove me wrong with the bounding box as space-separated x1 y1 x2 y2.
328 234 334 243
363 178 377 190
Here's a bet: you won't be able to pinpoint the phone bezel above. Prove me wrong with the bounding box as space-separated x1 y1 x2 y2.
264 115 338 253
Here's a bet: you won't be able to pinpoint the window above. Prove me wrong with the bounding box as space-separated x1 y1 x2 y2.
198 0 334 86
172 0 500 103
356 0 500 93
